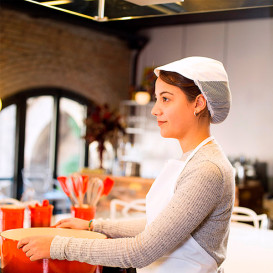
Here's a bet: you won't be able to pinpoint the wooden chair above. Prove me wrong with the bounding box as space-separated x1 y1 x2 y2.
231 206 268 229
110 199 146 219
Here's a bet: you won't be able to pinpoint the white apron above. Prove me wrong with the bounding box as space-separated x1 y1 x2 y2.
138 136 218 273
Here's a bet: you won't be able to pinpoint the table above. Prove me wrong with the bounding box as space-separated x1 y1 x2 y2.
222 223 273 273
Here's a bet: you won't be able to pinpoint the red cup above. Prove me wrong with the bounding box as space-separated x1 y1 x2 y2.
71 206 96 220
0 205 25 232
29 205 54 227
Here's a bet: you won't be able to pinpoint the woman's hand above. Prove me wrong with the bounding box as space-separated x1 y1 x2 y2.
17 236 53 261
53 218 90 230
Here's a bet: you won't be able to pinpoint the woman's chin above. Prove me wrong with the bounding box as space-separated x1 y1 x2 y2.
159 130 171 139
159 129 180 139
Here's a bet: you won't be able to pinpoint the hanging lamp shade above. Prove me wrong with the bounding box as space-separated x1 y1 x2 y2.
135 91 151 105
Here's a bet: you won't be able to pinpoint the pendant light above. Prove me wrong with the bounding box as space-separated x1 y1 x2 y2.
135 91 151 105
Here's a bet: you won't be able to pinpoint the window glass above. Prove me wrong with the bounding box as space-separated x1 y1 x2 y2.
23 96 54 200
0 105 16 197
24 96 54 170
57 98 86 176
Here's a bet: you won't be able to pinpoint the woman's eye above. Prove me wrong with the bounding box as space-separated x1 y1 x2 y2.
162 97 169 102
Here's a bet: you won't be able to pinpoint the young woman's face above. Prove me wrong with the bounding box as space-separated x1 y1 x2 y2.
151 77 195 140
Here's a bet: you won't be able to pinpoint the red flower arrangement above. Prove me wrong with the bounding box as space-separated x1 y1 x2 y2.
84 103 126 169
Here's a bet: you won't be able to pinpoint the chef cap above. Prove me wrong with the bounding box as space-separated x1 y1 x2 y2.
154 56 231 124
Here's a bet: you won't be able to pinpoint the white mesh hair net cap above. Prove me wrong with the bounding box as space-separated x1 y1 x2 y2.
154 56 231 124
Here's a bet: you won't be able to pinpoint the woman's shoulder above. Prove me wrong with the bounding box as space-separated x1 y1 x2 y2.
197 143 232 166
183 143 234 180
177 143 234 197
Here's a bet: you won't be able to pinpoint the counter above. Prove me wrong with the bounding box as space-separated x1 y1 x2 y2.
81 172 154 218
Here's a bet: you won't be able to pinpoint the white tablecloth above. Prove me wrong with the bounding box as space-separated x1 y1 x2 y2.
222 223 273 273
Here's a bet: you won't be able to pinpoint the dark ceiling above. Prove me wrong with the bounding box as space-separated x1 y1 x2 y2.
1 0 273 43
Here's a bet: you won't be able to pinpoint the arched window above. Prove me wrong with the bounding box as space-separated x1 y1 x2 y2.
0 88 92 199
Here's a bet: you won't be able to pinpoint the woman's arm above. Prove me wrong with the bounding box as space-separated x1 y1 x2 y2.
54 216 147 238
51 161 224 269
93 217 146 238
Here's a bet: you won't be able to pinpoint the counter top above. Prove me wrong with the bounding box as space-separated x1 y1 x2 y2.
80 173 154 217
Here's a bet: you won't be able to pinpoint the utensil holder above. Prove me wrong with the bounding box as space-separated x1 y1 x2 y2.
0 205 25 232
29 205 54 227
71 206 96 220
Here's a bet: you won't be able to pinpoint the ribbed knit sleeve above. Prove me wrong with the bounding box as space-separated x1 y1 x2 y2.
92 217 146 238
50 144 234 268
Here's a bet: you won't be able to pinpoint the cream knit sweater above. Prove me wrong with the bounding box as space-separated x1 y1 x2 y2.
50 143 235 269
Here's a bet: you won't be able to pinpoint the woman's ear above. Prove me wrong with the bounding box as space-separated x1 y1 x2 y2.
194 94 207 113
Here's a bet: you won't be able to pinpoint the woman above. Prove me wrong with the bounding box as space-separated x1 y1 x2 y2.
18 56 235 273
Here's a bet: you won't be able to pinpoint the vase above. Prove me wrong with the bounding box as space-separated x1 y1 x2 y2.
71 206 96 220
89 141 114 171
98 140 105 169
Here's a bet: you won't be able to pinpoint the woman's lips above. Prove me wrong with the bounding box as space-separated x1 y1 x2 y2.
157 121 167 126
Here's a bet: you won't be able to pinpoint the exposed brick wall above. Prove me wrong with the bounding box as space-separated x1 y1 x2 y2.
0 8 131 106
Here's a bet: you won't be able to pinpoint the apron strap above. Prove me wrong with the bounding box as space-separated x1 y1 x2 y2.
184 136 215 166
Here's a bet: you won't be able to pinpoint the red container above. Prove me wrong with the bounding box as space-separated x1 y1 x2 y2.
71 206 96 220
0 227 106 273
29 205 54 227
0 205 25 232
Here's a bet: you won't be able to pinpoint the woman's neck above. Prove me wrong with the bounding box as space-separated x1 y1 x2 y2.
178 123 211 153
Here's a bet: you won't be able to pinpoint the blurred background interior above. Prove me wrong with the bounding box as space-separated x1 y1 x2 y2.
0 0 273 225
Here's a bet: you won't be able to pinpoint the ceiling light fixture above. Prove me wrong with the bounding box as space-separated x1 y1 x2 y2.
176 0 184 5
94 0 108 21
40 0 71 5
149 4 176 14
135 91 151 105
119 16 134 20
26 0 185 22
125 0 178 6
26 0 96 20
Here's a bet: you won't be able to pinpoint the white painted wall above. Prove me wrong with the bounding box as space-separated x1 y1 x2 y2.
136 18 273 180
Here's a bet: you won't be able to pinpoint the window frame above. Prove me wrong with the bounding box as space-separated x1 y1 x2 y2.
1 88 91 199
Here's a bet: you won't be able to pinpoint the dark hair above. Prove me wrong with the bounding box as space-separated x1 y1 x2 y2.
159 70 210 119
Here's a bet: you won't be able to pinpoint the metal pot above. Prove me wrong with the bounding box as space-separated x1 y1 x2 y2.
124 161 141 177
0 227 106 273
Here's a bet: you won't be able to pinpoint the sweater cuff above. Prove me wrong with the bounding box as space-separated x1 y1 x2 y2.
50 235 71 260
92 219 103 233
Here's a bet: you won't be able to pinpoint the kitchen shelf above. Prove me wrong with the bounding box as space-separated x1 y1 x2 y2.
120 100 157 136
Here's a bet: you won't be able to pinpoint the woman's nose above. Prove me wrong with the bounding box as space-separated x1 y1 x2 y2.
151 102 161 117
